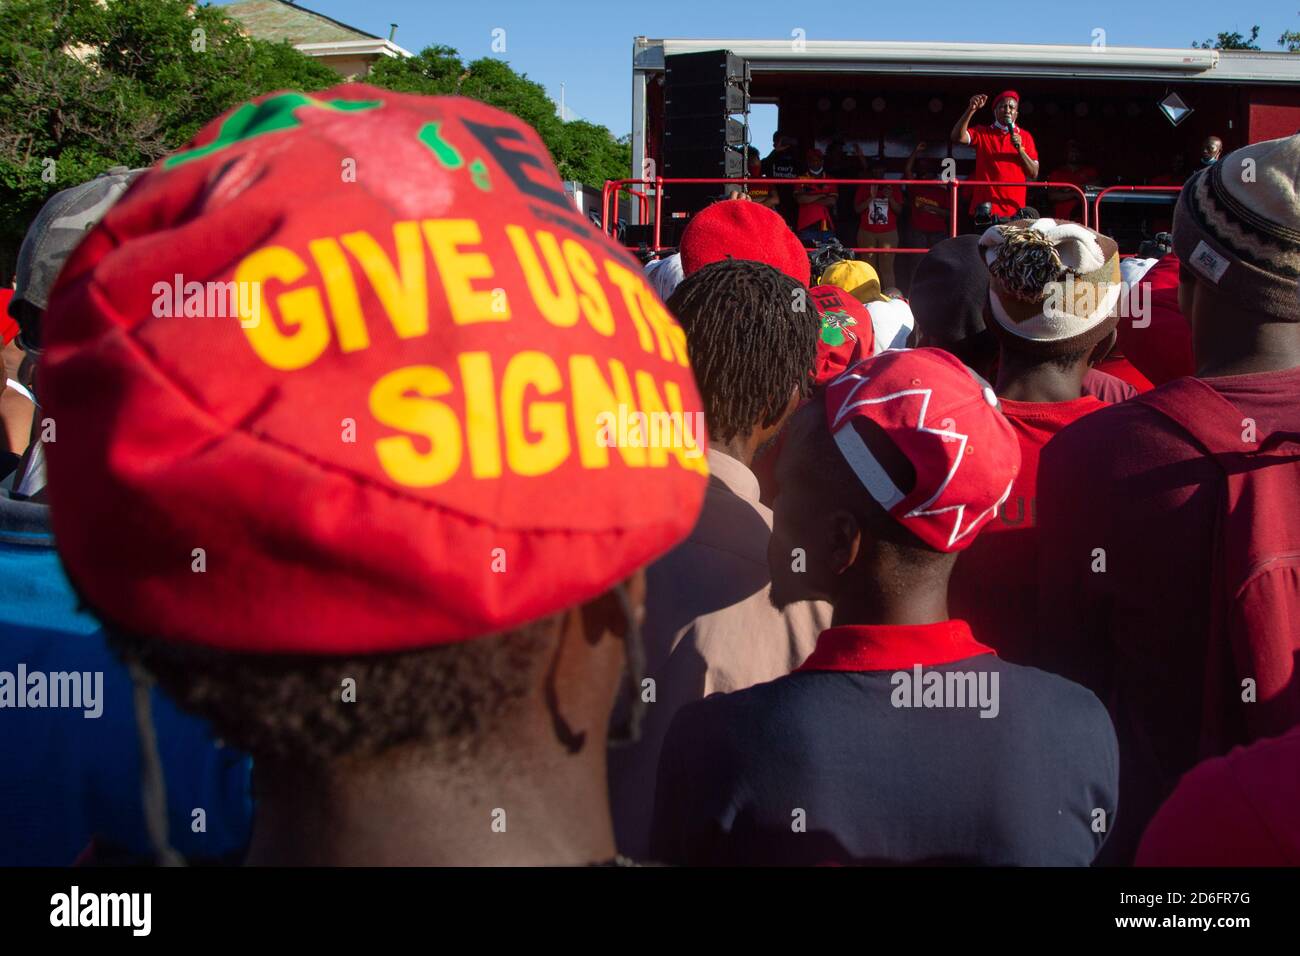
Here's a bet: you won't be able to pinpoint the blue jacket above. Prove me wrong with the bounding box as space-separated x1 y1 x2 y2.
0 491 252 865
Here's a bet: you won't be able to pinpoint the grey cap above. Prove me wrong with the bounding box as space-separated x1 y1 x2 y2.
11 166 142 315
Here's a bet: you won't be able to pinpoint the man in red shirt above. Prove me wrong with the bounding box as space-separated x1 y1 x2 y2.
948 219 1122 664
853 160 903 288
950 91 1039 223
1035 134 1300 864
903 142 952 248
1043 140 1099 223
794 148 838 246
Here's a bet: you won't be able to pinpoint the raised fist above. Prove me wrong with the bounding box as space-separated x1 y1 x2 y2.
969 93 988 111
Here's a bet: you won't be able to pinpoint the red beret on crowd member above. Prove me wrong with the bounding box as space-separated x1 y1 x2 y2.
679 199 812 286
40 85 709 655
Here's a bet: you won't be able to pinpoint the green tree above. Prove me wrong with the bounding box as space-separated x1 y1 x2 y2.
554 121 631 186
369 44 629 190
1193 26 1262 50
0 0 338 274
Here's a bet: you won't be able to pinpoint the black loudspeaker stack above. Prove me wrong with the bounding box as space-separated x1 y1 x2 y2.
661 50 750 244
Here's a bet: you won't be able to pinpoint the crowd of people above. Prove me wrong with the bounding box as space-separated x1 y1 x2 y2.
747 90 1226 295
1 81 1297 867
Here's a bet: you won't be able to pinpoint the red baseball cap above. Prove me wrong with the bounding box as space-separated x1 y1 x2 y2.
809 284 873 386
822 348 1019 552
679 200 811 286
41 85 709 655
993 90 1020 107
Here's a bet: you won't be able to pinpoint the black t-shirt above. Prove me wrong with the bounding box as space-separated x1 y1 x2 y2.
761 148 799 226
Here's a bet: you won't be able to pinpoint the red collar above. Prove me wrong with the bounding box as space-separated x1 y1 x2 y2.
797 620 995 673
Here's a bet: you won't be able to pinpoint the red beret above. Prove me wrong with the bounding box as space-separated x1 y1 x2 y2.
679 200 811 286
993 90 1020 107
41 85 709 655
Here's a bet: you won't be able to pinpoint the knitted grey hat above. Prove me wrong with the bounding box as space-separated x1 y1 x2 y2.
1173 134 1300 321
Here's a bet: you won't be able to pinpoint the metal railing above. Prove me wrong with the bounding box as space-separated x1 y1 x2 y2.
1092 184 1182 240
600 176 1091 255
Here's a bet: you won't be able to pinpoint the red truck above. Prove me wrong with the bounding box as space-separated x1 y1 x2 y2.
617 38 1300 254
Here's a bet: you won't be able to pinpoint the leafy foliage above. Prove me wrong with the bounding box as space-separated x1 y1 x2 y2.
0 9 631 274
368 45 630 189
0 0 338 268
1192 26 1261 50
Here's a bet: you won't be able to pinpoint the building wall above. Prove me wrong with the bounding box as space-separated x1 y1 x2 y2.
1248 88 1300 142
318 54 378 80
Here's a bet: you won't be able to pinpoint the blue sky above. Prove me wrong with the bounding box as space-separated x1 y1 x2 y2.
220 1 1299 138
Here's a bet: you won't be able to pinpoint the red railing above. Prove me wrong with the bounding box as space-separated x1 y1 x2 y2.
621 187 650 224
600 177 1091 255
1092 185 1181 239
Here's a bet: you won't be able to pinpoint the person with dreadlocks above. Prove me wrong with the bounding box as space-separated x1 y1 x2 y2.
650 348 1118 866
607 257 829 859
39 87 709 866
947 219 1122 666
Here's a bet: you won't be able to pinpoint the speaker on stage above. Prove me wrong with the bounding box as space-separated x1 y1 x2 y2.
661 49 751 233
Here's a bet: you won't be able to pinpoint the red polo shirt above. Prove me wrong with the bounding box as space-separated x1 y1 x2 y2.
967 124 1037 216
909 183 950 233
796 178 836 232
949 394 1107 664
797 619 994 672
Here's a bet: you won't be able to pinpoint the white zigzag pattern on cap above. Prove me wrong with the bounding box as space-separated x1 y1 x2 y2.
831 361 1015 548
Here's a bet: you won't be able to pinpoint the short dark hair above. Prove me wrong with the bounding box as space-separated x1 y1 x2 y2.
667 259 819 443
783 404 944 573
106 619 558 767
996 331 1094 372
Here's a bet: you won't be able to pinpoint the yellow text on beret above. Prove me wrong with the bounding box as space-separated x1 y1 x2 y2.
231 220 706 486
